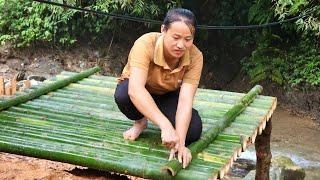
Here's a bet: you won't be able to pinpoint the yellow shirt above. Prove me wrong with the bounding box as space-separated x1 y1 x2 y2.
118 32 203 95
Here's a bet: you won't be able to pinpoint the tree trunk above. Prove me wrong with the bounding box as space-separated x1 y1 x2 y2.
255 118 272 180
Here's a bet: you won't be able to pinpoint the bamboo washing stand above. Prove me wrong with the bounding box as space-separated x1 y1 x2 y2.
0 67 275 179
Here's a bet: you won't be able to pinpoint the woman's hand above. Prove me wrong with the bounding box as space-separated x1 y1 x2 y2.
161 125 180 149
169 146 192 168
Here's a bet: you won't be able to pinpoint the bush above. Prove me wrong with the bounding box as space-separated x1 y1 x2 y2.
241 0 320 86
0 0 181 47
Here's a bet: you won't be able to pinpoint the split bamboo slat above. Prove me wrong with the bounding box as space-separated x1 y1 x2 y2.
0 67 277 179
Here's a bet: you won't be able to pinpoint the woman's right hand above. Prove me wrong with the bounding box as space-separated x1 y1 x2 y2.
160 124 179 149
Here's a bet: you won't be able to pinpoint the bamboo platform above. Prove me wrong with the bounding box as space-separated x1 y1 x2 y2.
0 67 277 179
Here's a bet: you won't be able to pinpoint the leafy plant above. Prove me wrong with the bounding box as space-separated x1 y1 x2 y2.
0 0 182 47
241 0 320 86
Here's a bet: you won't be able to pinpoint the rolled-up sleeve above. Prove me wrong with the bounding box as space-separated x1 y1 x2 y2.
182 52 203 85
128 40 151 71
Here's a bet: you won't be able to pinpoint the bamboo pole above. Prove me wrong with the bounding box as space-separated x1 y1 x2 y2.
0 67 101 111
162 85 263 177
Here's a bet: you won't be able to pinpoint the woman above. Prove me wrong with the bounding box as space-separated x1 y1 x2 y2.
114 8 203 168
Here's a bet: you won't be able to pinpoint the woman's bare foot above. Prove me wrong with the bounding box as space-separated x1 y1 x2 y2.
123 118 147 140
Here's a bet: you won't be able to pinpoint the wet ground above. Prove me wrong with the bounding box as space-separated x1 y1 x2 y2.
0 106 319 179
224 106 320 179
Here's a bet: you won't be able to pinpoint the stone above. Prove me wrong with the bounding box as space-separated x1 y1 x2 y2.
27 75 46 82
243 156 305 180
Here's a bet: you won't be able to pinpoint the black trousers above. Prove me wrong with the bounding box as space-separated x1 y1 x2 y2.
114 79 202 145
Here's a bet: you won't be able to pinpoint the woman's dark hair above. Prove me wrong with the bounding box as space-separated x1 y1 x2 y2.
163 8 196 34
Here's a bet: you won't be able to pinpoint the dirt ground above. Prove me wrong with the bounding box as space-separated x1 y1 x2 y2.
0 44 319 179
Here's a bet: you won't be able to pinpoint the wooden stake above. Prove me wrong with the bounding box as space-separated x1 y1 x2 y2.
0 76 4 95
11 78 17 95
5 84 11 96
255 118 272 180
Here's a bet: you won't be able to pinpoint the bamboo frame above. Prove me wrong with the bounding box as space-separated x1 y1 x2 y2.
0 69 277 179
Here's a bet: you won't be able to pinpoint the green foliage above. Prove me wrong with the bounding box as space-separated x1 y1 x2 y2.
285 38 320 86
0 0 181 47
241 0 320 86
241 32 288 85
0 0 77 47
274 0 320 36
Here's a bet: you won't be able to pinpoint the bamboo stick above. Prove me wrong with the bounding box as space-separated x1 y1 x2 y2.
0 67 101 111
0 76 4 95
162 85 263 177
5 83 11 96
11 76 17 95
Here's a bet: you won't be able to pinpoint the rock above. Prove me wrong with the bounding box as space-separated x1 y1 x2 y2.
27 75 46 82
29 79 40 86
16 71 26 81
244 156 305 180
272 156 306 180
0 65 9 73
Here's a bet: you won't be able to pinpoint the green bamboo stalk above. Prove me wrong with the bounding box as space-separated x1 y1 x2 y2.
0 126 168 161
50 71 274 101
0 67 101 111
162 85 263 176
0 115 165 152
0 139 173 179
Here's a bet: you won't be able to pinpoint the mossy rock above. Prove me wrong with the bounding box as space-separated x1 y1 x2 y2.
244 156 305 180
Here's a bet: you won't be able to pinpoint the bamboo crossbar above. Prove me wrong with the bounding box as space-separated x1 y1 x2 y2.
0 68 277 179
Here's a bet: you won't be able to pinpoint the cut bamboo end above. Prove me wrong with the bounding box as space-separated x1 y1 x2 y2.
211 173 218 180
161 166 176 176
258 123 263 135
237 148 242 157
232 151 238 161
219 168 225 179
267 98 277 121
0 76 4 95
219 162 231 179
262 120 267 130
240 136 248 151
251 129 258 143
224 163 231 177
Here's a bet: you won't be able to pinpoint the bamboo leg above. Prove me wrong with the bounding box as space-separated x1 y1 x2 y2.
255 118 272 180
0 76 4 95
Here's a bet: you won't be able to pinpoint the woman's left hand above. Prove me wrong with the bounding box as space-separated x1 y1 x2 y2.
169 146 192 168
